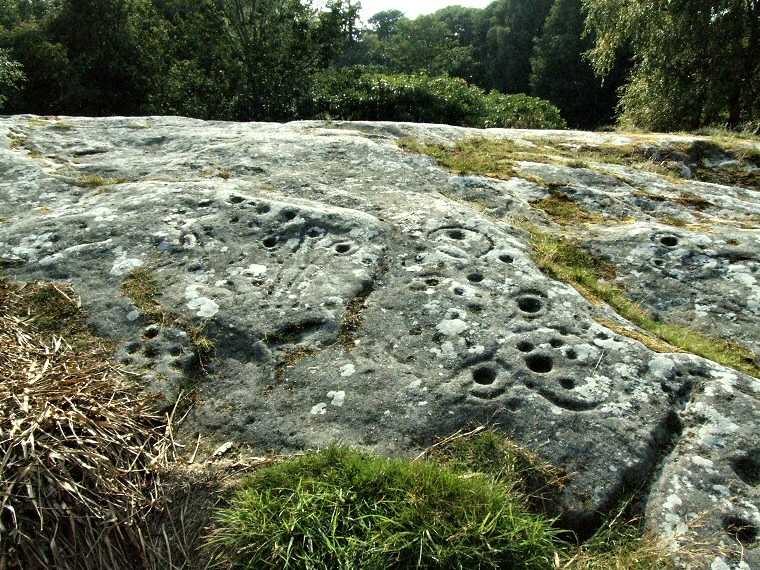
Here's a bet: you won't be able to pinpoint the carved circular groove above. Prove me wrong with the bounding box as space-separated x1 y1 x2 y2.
282 210 297 221
467 273 484 283
517 296 543 314
453 287 465 296
262 236 278 248
335 243 351 254
256 204 271 214
525 353 553 374
660 236 679 247
425 278 440 286
429 227 494 258
723 515 759 545
516 340 534 353
565 348 578 360
472 366 498 385
499 253 514 263
143 326 159 339
228 195 244 204
731 451 760 486
559 377 576 389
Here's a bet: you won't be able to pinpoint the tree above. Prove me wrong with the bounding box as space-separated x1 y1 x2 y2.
47 0 168 115
530 0 622 128
209 0 319 120
313 0 361 68
148 0 233 118
0 48 24 110
478 0 554 94
0 21 72 114
366 9 404 41
584 0 760 130
382 15 476 78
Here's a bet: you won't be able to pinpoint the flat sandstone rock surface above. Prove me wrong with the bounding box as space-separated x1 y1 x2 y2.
1 116 759 568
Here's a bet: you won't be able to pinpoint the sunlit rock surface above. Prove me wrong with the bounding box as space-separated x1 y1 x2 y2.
1 116 758 568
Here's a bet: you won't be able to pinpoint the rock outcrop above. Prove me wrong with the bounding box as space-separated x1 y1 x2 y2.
2 116 759 568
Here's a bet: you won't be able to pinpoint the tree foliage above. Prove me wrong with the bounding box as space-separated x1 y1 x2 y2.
477 0 554 94
0 48 23 110
382 16 477 78
0 0 570 129
530 0 623 128
584 0 760 130
366 9 404 41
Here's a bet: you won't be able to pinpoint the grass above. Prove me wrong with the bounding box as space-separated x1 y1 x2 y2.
398 136 521 179
74 174 126 188
337 287 372 348
205 428 675 570
0 279 169 570
401 133 760 192
531 187 607 226
7 132 29 150
419 426 564 511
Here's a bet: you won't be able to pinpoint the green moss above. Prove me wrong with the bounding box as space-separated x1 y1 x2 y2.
7 132 28 150
399 136 521 179
74 174 126 188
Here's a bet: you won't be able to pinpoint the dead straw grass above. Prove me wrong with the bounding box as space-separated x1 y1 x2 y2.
0 280 169 570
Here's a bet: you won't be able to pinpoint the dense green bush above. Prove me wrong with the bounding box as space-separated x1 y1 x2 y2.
304 67 566 129
482 91 567 129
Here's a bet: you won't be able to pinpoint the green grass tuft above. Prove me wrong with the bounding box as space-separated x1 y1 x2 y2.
205 429 678 570
207 444 561 569
531 187 607 226
422 426 564 511
399 136 521 179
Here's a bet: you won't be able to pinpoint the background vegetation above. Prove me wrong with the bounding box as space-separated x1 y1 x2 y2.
0 0 757 131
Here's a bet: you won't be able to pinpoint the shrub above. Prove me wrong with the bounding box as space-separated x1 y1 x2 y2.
482 91 567 129
304 67 566 130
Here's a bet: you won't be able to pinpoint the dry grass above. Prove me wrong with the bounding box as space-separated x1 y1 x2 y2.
531 187 607 226
0 280 171 569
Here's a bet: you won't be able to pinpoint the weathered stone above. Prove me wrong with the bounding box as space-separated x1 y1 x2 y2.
1 116 758 568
